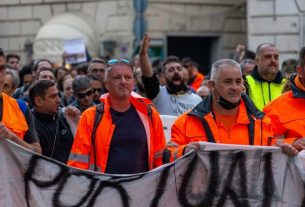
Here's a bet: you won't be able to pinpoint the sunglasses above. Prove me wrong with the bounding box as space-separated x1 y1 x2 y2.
77 90 93 99
92 88 102 93
107 59 131 66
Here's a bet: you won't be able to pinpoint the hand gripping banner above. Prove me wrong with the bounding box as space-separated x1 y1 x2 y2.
0 139 305 206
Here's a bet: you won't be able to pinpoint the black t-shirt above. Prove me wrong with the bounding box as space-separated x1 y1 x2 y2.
142 73 160 100
105 105 148 174
0 97 38 144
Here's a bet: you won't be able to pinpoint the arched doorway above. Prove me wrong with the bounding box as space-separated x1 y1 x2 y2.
33 13 99 64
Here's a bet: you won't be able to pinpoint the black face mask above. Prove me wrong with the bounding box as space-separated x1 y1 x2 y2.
218 96 240 110
214 90 240 110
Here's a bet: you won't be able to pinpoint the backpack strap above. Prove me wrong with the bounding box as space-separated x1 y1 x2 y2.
200 117 216 143
137 99 154 124
91 100 153 171
91 103 104 171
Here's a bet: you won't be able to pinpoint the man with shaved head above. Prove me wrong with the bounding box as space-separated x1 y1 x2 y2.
246 43 286 110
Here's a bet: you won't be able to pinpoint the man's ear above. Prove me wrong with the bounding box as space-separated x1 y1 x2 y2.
208 80 215 90
254 56 259 66
34 96 43 107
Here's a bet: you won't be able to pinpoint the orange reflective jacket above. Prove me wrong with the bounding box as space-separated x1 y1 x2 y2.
263 75 305 144
68 93 166 172
2 93 28 139
164 94 273 162
190 72 205 91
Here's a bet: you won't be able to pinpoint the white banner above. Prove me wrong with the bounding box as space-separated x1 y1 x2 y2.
1 139 305 206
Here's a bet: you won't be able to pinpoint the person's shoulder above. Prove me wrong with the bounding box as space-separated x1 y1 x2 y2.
267 91 292 107
176 109 195 122
263 91 292 115
189 91 202 98
184 90 202 100
82 105 100 116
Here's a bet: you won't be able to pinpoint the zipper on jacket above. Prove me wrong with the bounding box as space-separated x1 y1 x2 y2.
261 82 266 106
268 83 271 102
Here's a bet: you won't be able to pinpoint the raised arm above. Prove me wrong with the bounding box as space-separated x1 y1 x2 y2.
139 33 160 100
139 33 154 77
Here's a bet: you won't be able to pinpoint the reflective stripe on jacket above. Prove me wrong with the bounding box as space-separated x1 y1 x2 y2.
68 93 166 172
164 94 273 162
2 93 28 139
263 75 305 144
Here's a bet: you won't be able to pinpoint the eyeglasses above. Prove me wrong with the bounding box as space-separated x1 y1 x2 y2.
77 90 93 99
92 88 102 93
108 59 131 66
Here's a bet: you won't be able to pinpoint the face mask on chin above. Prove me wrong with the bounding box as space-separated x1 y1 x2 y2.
214 90 240 110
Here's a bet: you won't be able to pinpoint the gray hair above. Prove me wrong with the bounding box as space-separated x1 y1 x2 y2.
6 68 20 89
210 59 241 82
104 62 133 82
240 59 255 72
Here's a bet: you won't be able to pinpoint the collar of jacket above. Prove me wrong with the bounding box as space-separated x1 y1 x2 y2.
33 109 59 121
188 93 265 119
250 66 283 84
290 74 305 98
100 92 153 116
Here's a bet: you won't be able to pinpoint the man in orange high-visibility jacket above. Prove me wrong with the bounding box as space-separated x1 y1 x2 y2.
68 59 166 174
0 49 41 154
264 46 305 152
163 59 297 163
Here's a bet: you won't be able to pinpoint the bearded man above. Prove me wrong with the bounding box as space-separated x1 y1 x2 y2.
139 34 201 115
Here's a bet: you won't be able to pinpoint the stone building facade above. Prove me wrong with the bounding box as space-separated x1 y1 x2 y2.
0 0 246 71
0 0 303 70
247 0 305 64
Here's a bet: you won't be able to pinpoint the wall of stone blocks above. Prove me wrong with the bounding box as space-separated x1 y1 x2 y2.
0 0 247 65
247 0 305 64
0 0 135 64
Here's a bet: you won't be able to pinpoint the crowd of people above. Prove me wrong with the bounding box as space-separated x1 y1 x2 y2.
0 33 304 175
